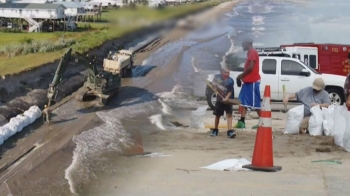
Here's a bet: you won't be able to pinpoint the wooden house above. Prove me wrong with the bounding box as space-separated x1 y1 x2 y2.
52 1 85 17
0 3 66 19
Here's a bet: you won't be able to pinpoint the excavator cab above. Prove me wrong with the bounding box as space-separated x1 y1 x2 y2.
75 52 121 105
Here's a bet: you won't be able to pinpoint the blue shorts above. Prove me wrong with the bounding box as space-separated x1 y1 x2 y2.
238 81 261 109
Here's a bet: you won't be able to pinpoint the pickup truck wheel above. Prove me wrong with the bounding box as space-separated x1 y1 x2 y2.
205 85 216 110
327 88 344 105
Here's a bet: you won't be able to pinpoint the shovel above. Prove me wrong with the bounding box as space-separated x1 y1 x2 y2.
204 78 241 105
282 84 288 113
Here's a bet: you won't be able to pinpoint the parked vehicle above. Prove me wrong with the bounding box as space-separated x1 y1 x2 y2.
193 56 346 110
256 42 350 77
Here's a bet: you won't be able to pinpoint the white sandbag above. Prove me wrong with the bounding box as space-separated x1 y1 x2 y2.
16 114 31 128
343 111 350 152
308 106 324 136
189 105 208 129
0 105 42 146
334 105 348 147
0 125 12 140
322 105 335 136
284 105 304 134
28 106 42 119
24 111 36 124
0 127 6 145
9 116 24 133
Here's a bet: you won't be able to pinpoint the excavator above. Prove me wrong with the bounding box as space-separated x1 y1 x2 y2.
47 48 122 107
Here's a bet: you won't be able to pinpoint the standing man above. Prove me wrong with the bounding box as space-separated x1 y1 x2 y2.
210 68 236 138
42 104 50 125
236 37 261 129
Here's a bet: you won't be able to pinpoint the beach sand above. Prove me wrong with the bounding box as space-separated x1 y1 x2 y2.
74 111 350 196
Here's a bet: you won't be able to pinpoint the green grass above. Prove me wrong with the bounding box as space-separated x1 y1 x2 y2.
0 32 58 45
0 0 226 75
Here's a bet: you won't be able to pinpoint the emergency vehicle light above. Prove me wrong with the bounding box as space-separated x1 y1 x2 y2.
293 42 315 45
255 47 284 52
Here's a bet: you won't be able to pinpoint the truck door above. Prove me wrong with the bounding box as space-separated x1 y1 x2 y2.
260 58 279 100
278 59 314 99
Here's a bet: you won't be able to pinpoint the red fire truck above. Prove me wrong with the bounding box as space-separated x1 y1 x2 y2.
256 43 350 76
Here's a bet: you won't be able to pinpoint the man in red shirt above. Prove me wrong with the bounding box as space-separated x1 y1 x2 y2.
235 37 261 129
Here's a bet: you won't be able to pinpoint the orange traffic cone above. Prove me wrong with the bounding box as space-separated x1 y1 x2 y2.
242 85 282 172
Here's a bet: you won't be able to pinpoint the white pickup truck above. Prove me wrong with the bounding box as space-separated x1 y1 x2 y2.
192 56 346 110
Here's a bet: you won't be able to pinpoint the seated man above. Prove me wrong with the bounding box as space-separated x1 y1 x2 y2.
283 78 331 134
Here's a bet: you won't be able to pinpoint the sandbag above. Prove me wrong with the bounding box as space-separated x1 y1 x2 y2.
0 125 12 140
9 116 24 133
0 127 7 144
334 105 348 147
0 106 17 120
16 114 31 128
308 106 324 136
284 105 304 135
6 98 31 112
24 106 41 124
322 105 335 136
189 105 208 129
0 115 6 127
28 106 42 119
343 111 350 152
20 89 47 106
24 111 36 124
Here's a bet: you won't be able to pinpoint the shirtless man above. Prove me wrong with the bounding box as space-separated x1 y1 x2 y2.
42 105 50 124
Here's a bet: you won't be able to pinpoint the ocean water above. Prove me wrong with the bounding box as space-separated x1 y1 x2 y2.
59 0 350 194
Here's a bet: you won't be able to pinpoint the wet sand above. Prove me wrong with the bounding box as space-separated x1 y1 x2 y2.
0 1 242 195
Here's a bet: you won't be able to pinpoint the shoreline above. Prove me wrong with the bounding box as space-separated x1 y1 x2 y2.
0 1 243 195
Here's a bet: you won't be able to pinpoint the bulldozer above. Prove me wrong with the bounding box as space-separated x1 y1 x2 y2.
104 49 134 78
47 48 122 107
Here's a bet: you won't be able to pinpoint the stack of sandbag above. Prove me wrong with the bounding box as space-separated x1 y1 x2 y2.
284 104 350 152
0 106 42 146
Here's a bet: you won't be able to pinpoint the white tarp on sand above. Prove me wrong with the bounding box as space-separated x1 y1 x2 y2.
200 158 251 171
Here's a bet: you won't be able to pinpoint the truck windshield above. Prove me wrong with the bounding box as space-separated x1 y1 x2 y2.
299 60 320 74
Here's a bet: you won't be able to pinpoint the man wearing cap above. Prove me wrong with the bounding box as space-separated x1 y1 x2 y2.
283 78 331 134
210 68 236 138
235 37 261 129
